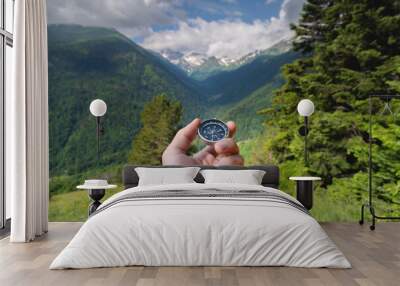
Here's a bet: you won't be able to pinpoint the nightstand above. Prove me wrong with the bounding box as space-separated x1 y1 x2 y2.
77 180 117 216
289 177 321 210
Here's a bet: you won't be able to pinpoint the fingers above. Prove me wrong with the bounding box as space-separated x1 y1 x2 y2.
215 155 244 166
226 121 236 137
162 118 201 165
194 132 241 166
166 118 201 154
214 138 239 156
193 145 217 165
213 137 243 166
194 145 216 159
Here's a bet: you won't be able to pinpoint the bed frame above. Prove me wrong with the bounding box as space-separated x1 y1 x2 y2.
122 165 280 189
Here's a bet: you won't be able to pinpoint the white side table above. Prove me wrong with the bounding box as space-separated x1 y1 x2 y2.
77 180 117 216
289 177 321 210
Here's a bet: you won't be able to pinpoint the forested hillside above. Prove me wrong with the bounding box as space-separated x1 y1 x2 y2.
251 0 400 219
201 51 298 105
48 25 203 177
202 52 298 140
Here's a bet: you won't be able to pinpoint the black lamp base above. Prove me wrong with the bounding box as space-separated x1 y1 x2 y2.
88 189 105 216
296 181 313 210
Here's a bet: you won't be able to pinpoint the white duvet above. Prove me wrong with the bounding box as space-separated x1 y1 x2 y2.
50 183 351 269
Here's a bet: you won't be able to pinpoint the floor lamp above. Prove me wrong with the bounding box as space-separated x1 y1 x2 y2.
89 99 107 164
85 99 108 215
297 99 315 167
290 99 319 210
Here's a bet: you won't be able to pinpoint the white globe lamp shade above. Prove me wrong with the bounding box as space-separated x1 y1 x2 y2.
90 99 107 117
297 99 315 116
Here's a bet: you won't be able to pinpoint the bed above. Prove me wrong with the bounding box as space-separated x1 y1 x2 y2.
50 165 351 269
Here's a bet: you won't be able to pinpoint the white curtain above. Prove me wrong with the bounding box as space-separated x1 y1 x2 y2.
8 0 49 242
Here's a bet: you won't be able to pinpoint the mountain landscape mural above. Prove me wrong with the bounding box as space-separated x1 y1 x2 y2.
48 0 400 223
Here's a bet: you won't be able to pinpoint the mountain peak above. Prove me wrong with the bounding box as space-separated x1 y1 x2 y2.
154 38 293 80
182 52 208 67
160 49 184 65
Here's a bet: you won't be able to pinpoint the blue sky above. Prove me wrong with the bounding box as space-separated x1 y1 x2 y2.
48 0 304 59
180 0 283 25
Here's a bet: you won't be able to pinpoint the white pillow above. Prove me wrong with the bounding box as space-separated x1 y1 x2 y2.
200 169 266 185
135 167 201 186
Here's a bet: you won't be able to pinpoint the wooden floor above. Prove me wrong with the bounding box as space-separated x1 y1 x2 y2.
0 222 399 286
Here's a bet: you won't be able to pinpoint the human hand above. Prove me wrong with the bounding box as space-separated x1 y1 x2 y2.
162 118 244 166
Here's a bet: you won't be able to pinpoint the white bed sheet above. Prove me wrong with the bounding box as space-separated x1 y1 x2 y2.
50 183 350 269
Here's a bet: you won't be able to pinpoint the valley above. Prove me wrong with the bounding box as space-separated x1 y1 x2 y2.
157 38 292 80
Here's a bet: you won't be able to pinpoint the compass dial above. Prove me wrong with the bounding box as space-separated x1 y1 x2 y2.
198 119 229 143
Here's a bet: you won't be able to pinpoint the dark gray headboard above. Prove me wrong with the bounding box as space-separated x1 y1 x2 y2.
123 165 280 189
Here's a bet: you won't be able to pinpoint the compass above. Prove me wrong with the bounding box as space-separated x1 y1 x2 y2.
198 119 229 144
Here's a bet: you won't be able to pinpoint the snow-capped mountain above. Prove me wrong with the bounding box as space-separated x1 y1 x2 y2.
159 49 184 66
159 50 206 73
182 52 208 67
233 38 293 66
262 38 292 56
160 50 239 73
218 56 237 66
156 38 293 78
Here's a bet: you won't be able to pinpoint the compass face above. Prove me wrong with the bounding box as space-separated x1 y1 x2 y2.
198 119 229 143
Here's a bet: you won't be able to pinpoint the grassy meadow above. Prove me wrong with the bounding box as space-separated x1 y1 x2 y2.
49 187 123 221
48 183 362 222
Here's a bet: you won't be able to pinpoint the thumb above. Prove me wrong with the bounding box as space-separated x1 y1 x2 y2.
166 118 201 154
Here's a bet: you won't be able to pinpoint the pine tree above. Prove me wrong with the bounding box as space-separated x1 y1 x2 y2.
263 0 400 208
292 0 334 53
128 94 182 165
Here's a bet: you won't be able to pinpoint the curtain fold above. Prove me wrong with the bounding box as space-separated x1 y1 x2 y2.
9 0 49 242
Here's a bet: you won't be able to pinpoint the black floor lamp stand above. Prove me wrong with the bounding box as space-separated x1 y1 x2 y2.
304 116 309 167
359 94 400 230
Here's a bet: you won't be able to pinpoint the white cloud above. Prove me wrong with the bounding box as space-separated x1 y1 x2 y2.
265 0 276 5
47 0 186 37
47 0 305 58
143 0 305 59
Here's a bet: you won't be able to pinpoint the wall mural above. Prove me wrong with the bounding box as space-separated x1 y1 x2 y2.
47 0 400 222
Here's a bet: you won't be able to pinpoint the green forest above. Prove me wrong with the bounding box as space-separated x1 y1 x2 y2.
48 0 400 222
244 0 400 220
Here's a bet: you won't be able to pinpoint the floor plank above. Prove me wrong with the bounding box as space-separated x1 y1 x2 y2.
0 222 399 286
